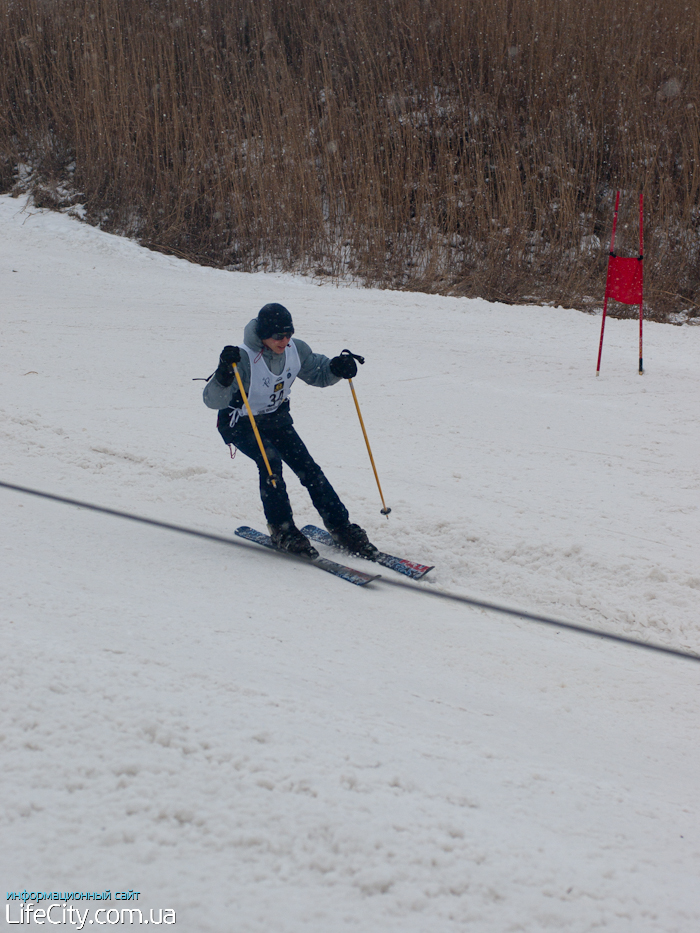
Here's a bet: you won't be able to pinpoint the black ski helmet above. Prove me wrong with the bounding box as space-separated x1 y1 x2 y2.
256 303 294 340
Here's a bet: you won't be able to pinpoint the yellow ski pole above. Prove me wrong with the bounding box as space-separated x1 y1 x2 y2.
339 349 391 516
232 363 276 487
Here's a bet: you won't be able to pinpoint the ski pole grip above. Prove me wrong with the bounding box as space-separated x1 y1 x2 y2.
341 349 365 365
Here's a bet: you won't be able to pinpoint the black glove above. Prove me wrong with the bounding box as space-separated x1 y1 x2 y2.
329 352 359 379
215 345 241 387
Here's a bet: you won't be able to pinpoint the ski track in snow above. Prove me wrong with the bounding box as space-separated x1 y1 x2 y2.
1 194 699 931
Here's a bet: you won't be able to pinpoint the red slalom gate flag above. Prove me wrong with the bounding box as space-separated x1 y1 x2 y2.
606 256 643 305
596 191 644 375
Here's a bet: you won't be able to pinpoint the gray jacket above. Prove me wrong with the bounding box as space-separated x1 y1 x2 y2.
203 318 342 411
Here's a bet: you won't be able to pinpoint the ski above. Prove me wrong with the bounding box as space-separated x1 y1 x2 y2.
234 526 380 587
301 525 434 580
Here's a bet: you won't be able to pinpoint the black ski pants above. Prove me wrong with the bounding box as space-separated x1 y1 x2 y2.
220 403 349 529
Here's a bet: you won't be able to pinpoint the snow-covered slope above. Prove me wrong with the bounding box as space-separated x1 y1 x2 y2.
2 195 699 931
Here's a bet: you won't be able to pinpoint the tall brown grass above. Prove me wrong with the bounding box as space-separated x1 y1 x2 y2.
1 0 699 318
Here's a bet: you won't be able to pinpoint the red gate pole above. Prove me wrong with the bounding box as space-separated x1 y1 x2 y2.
596 190 621 375
638 192 644 374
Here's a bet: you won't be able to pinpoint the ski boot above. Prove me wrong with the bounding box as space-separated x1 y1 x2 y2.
267 522 319 560
328 522 379 559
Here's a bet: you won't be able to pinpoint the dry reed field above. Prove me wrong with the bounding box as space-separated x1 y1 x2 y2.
1 0 699 318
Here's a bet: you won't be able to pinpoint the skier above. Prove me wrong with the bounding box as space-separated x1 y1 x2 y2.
203 303 378 560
